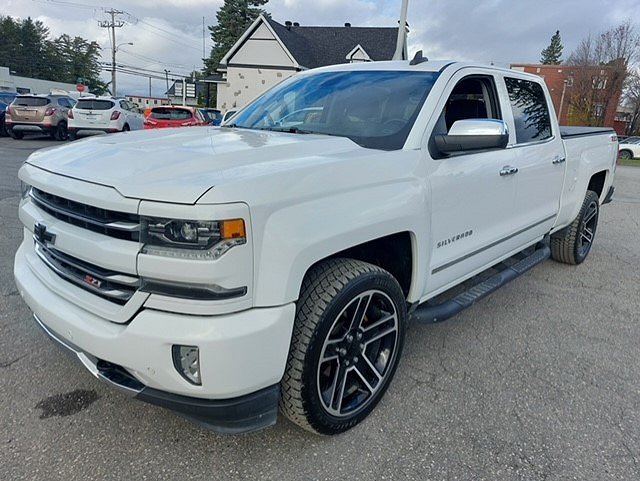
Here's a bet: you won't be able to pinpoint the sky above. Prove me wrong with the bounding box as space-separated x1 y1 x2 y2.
1 0 639 96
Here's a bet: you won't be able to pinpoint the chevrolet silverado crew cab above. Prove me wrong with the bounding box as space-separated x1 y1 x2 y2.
14 59 617 435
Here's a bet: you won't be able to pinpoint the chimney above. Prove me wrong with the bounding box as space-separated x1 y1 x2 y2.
285 20 292 30
293 22 300 27
344 22 351 27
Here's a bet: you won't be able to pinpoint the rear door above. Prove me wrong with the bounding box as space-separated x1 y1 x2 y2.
499 75 565 238
75 99 114 127
11 96 49 122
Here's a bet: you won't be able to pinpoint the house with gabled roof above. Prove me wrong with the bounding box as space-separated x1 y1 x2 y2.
205 15 405 111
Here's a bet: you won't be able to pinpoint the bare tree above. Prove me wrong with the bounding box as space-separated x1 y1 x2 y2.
565 20 640 127
622 71 640 134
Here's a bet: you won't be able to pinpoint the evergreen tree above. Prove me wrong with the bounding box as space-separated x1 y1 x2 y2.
204 0 270 75
540 30 563 64
0 16 104 92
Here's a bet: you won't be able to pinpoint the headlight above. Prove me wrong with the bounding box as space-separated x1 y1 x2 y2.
141 217 246 260
20 181 31 199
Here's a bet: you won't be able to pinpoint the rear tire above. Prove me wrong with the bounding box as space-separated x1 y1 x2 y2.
280 258 406 435
122 124 130 132
551 190 600 265
68 131 78 141
54 122 68 141
9 129 24 139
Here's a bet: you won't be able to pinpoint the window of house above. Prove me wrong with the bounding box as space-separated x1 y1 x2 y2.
592 76 607 90
566 76 574 87
594 104 605 118
504 77 552 144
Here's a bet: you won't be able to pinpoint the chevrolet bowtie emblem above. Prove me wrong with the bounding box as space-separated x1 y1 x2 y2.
34 223 56 245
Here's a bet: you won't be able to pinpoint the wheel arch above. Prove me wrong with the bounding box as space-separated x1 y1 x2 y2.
307 232 416 300
587 170 607 200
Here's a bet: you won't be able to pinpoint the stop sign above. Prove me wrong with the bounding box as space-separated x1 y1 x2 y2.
77 84 85 93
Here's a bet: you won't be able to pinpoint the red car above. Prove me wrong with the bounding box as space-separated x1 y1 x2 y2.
143 106 207 129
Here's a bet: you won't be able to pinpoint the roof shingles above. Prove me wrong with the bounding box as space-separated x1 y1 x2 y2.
261 19 399 69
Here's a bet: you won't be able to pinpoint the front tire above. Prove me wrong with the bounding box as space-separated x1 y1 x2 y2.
280 258 407 435
619 149 633 160
551 190 600 265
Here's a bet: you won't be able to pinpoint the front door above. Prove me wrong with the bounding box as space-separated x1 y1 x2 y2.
426 71 521 297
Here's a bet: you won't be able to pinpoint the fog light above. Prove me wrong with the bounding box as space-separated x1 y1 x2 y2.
172 345 201 385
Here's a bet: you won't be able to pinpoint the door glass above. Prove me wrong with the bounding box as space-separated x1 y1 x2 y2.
504 77 552 143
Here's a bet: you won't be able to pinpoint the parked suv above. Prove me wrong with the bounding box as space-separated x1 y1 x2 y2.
6 94 74 140
68 97 144 140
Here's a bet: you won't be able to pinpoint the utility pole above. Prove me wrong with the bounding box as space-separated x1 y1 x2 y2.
149 76 152 97
99 9 125 96
164 69 170 99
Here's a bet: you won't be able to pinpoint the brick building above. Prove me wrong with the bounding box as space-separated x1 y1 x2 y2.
511 63 624 133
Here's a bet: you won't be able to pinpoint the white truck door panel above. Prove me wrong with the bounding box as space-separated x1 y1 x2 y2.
425 71 520 295
428 149 518 293
501 76 565 238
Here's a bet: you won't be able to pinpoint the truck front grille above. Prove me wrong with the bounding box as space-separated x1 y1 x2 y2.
34 240 139 305
30 188 139 241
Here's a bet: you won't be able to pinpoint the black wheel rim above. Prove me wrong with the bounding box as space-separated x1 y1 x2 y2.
578 200 598 257
620 151 631 160
317 289 399 418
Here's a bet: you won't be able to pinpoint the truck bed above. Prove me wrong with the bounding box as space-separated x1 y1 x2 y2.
560 126 615 139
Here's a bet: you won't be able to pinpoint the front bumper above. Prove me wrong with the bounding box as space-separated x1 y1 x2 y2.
34 314 280 433
14 241 296 433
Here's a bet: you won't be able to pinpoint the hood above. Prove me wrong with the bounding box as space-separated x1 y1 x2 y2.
25 127 362 204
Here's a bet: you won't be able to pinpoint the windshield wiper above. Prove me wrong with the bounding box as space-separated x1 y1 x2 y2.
259 126 313 134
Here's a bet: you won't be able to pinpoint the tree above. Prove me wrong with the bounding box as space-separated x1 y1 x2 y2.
540 30 563 64
0 16 105 93
204 0 270 75
565 20 640 126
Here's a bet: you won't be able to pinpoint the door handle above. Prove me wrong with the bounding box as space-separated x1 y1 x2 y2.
500 166 519 176
552 156 566 164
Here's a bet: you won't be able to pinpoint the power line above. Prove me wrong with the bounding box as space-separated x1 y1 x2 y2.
118 48 191 71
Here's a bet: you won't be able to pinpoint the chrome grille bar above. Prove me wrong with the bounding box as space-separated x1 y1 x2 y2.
30 188 140 241
34 239 139 304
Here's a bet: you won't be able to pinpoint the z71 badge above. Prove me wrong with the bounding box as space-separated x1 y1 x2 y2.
437 230 473 248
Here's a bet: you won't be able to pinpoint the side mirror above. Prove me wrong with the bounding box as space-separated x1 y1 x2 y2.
434 119 509 154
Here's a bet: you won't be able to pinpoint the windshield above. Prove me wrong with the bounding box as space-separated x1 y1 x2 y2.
230 70 439 150
14 97 49 107
150 108 193 120
76 99 114 110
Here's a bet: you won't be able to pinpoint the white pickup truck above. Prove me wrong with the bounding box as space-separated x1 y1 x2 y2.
14 59 617 435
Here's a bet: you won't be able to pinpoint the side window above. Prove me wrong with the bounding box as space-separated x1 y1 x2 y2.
442 76 501 132
504 77 552 144
119 100 129 110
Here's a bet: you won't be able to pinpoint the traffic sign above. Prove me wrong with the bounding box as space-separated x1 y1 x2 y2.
77 84 86 93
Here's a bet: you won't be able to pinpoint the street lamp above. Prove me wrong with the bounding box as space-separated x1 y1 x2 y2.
112 42 133 97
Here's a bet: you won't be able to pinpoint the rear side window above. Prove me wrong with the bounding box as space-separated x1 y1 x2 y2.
14 97 48 107
504 77 552 144
150 108 193 120
76 99 115 110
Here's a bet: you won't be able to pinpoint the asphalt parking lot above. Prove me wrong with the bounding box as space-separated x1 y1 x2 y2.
1 135 639 480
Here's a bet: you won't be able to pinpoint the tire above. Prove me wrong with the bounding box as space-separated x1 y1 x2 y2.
121 124 130 132
280 258 407 435
619 149 633 160
9 129 24 139
68 131 78 141
54 122 68 141
0 118 6 137
551 190 600 265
